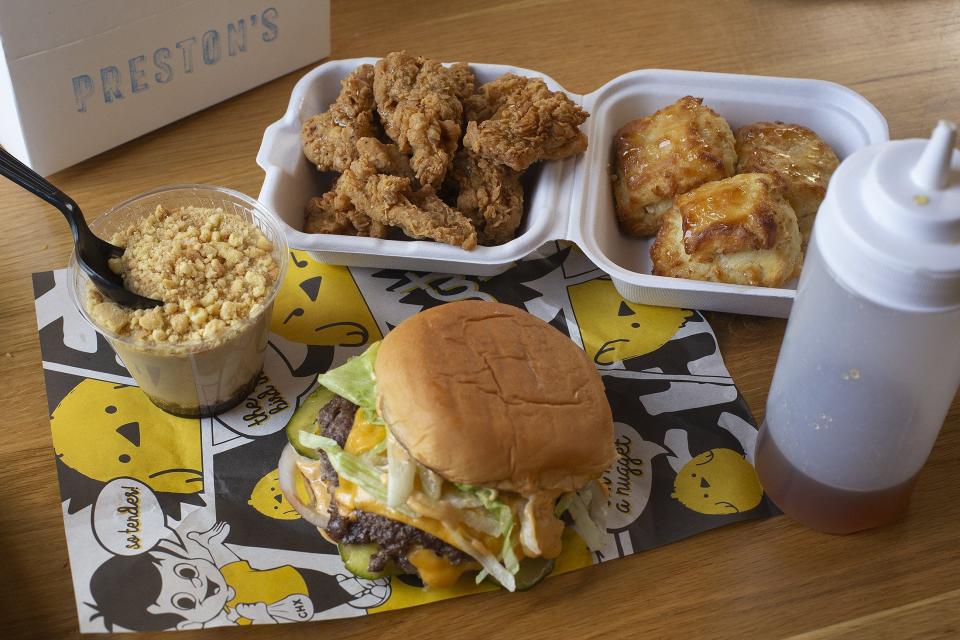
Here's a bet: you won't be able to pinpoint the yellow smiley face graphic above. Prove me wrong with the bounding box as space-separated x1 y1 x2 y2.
671 448 763 515
270 250 382 347
568 278 692 365
248 468 300 520
51 379 202 493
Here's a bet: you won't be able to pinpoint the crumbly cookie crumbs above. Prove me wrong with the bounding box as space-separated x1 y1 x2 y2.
86 204 279 345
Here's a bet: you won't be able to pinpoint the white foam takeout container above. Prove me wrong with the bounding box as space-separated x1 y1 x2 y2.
257 58 888 317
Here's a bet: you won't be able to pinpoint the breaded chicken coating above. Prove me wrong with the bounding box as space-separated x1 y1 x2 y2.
462 74 588 171
336 137 477 249
373 52 473 189
450 149 524 245
301 64 378 173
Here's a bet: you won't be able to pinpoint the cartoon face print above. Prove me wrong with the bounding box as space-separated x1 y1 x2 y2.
51 380 202 493
248 469 299 520
147 555 234 627
270 250 382 347
338 576 391 609
672 449 763 515
567 278 692 365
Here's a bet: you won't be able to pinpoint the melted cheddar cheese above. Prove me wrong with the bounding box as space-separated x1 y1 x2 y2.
344 409 385 455
335 478 471 551
408 548 479 589
303 409 579 589
336 410 504 559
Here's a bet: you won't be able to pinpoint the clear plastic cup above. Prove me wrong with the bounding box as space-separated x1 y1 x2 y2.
68 185 289 418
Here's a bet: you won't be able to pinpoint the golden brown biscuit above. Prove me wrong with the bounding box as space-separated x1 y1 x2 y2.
650 173 802 288
612 96 737 237
735 121 839 247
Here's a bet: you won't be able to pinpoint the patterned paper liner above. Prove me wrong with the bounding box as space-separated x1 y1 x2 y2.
33 242 775 633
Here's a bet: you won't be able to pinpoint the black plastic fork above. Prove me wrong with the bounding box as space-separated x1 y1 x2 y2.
0 148 161 309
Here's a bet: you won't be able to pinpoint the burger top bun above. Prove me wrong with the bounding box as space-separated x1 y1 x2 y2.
375 301 615 495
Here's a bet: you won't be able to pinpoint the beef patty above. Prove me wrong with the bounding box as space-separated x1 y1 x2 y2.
316 394 472 573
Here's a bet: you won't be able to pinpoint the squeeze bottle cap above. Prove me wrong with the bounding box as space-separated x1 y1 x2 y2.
815 120 960 312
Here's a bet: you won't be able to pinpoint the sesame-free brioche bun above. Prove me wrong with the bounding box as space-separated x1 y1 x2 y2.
375 301 615 495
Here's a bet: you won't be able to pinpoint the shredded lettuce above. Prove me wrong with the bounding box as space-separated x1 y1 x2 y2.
364 437 388 461
461 509 503 537
459 486 520 579
299 432 386 500
568 493 606 551
298 431 417 520
446 528 516 592
554 492 575 517
316 342 381 420
418 466 443 501
386 434 416 508
585 482 609 530
501 523 520 576
303 432 515 588
445 491 483 509
418 487 516 590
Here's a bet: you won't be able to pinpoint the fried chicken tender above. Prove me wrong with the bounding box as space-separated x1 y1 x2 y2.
450 150 524 245
304 192 354 235
449 62 476 101
304 138 415 239
462 74 588 171
301 64 378 173
304 190 391 238
336 137 478 249
373 52 474 189
354 136 415 181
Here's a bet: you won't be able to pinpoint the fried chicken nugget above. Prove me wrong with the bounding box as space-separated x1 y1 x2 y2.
301 64 378 173
336 137 478 249
304 190 391 239
449 62 477 101
451 149 524 245
373 52 473 189
303 138 416 239
304 192 354 235
354 136 415 181
462 74 588 171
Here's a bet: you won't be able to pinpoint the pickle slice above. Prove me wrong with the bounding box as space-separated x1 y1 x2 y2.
338 543 397 580
285 386 334 458
514 557 556 591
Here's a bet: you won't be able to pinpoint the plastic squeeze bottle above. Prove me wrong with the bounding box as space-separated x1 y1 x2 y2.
755 120 960 534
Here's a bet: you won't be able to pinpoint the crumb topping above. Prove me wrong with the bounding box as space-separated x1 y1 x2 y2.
85 205 279 345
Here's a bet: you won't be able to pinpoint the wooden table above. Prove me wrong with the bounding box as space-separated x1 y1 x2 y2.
2 1 958 638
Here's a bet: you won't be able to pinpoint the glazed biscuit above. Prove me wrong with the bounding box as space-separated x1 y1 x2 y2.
735 121 839 247
650 173 802 288
612 96 737 237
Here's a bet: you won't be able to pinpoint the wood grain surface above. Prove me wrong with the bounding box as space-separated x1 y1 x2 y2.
1 1 958 638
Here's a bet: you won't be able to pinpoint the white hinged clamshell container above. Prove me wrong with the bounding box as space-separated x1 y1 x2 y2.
257 58 888 317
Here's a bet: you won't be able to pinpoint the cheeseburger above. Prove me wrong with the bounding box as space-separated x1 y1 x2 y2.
279 301 615 591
